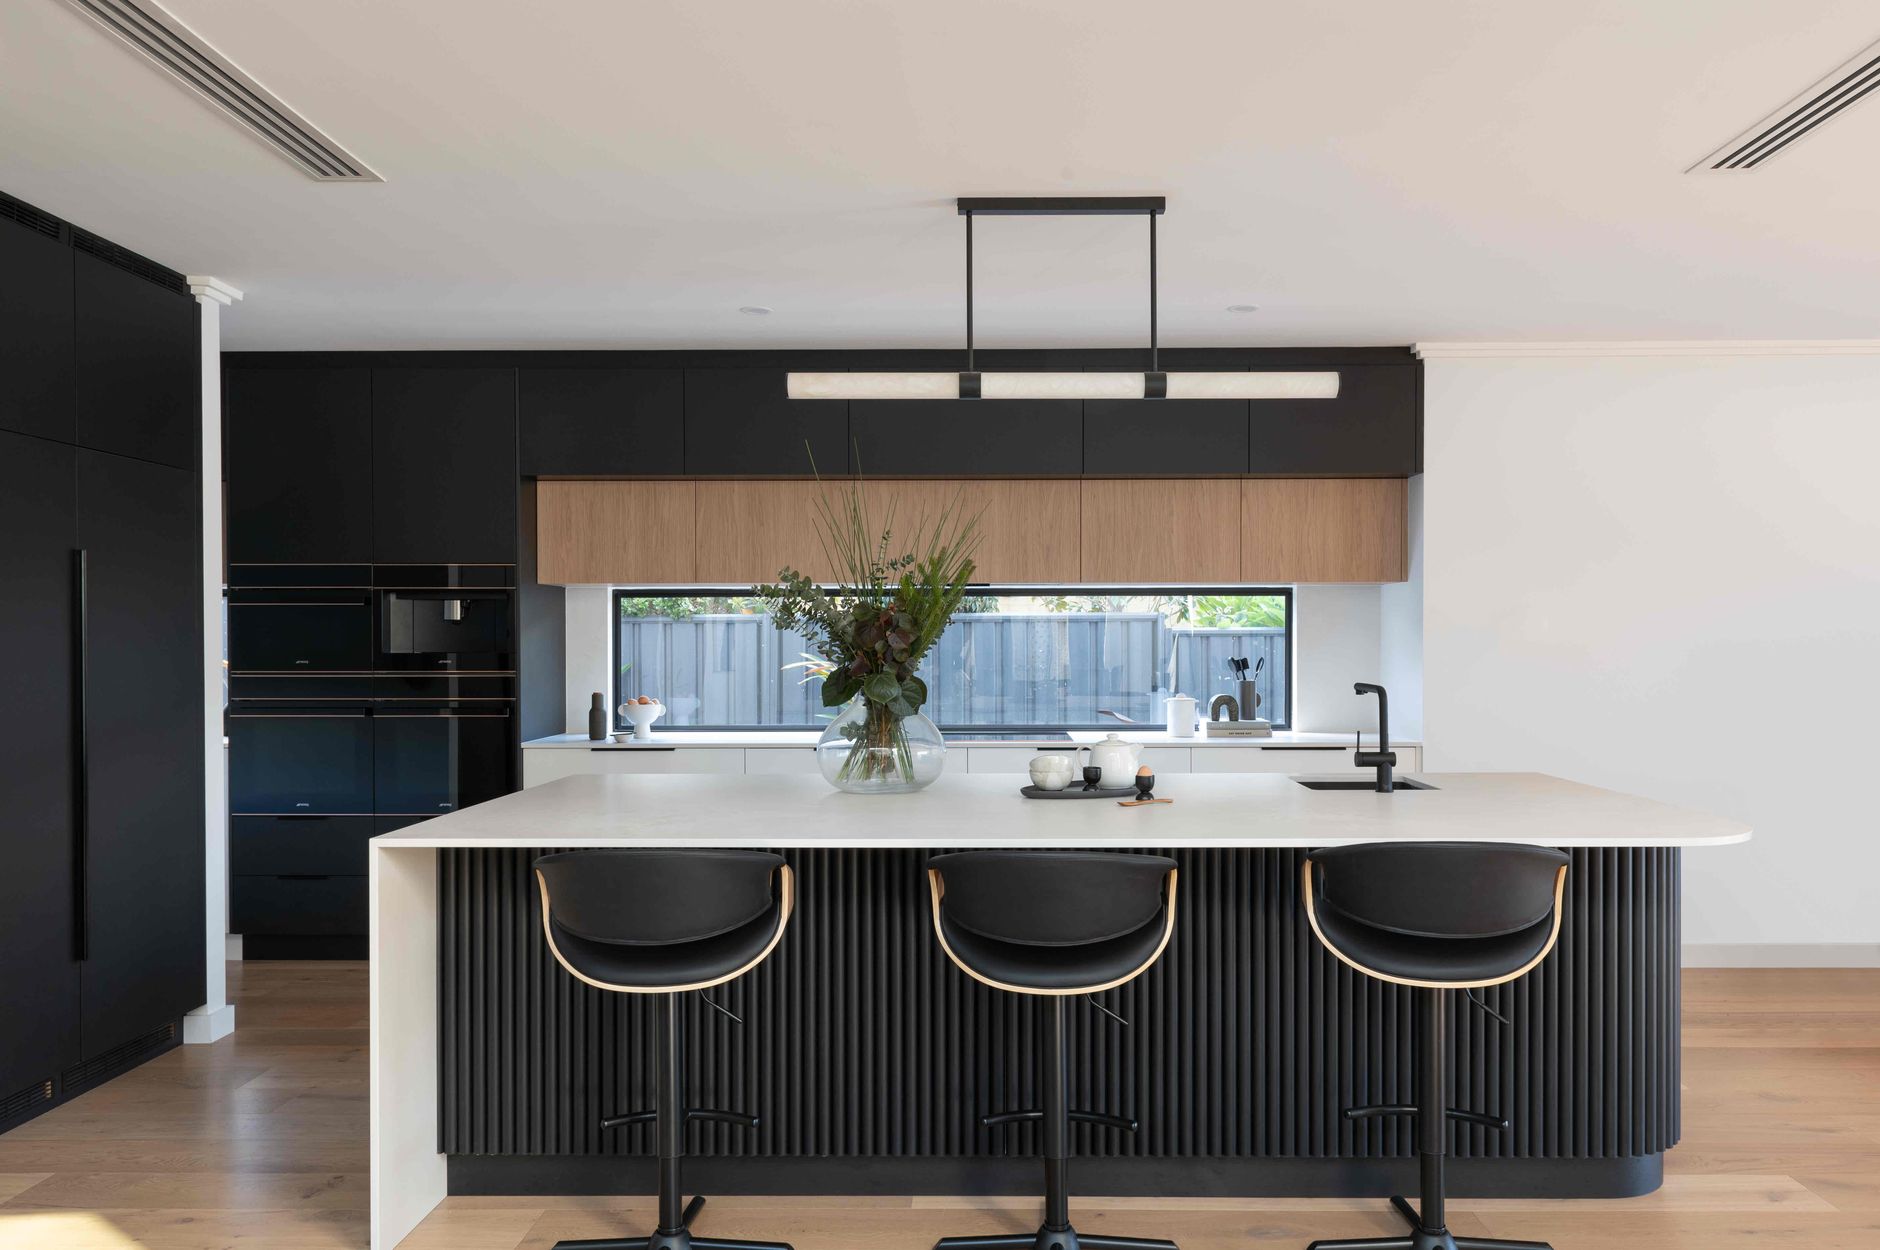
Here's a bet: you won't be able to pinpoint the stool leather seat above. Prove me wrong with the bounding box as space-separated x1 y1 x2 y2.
937 907 1170 992
1309 902 1557 986
546 903 786 990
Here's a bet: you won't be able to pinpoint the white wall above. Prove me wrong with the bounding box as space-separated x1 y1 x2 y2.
1419 352 1880 960
562 585 612 733
1292 584 1382 735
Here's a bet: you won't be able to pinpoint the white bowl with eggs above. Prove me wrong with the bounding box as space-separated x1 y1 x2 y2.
615 697 664 741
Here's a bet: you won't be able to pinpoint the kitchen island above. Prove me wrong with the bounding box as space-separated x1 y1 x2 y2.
369 771 1748 1250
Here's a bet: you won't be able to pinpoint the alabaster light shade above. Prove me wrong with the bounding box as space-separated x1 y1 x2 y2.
786 371 1339 401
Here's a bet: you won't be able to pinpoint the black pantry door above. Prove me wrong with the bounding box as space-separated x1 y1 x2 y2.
75 449 205 1055
0 432 82 1097
73 253 199 471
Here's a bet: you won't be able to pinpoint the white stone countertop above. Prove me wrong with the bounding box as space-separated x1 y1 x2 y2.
372 771 1749 850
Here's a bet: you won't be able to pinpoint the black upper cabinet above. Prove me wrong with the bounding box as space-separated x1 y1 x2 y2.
76 449 204 1056
225 368 373 563
372 368 517 563
519 368 682 476
682 368 848 475
1248 364 1419 476
74 254 198 470
0 219 76 444
1083 399 1248 475
0 433 82 1095
850 399 1080 476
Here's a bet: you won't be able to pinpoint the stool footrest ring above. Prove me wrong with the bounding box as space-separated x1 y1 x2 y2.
687 1107 760 1129
600 1110 658 1130
980 1107 1138 1133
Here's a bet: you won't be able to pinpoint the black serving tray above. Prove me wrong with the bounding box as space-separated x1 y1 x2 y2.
1020 783 1140 800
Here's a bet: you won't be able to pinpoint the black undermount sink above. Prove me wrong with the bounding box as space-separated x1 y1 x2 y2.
1293 778 1438 791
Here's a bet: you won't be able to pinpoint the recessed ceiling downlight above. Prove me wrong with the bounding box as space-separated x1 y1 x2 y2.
739 306 773 316
58 0 381 181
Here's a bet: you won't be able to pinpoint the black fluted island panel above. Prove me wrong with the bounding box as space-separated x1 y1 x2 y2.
439 846 1678 1197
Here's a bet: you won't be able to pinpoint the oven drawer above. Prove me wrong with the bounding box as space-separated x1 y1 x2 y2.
231 874 367 936
230 815 375 877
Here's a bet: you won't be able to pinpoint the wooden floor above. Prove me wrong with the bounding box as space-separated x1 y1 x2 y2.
0 963 1875 1249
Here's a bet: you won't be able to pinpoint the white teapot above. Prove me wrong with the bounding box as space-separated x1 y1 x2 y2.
1082 734 1143 788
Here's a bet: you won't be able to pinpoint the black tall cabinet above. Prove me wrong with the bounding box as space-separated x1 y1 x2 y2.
0 194 204 1129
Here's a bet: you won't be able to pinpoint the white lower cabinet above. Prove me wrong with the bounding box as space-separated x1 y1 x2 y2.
522 746 746 788
1190 745 1421 773
743 748 821 775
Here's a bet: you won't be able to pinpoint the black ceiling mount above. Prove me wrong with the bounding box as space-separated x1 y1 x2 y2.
956 196 1166 216
957 196 1167 376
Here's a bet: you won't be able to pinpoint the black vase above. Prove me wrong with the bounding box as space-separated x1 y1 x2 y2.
588 692 608 740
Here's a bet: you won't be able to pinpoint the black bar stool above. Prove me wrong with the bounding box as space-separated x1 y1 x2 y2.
926 850 1182 1250
1301 842 1569 1250
534 849 797 1250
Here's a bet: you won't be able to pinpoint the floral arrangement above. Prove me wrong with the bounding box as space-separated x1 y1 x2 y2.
756 481 980 783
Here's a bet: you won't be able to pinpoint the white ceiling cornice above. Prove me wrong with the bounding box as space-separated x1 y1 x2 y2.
1414 341 1880 360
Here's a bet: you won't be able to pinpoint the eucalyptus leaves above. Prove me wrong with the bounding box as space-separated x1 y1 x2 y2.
755 481 980 787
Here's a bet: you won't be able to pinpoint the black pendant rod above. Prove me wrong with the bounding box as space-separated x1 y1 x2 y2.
965 209 974 373
1150 211 1159 375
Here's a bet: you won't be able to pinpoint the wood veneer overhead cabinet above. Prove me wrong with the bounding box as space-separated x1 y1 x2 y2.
1079 478 1243 582
537 480 697 584
538 478 1406 585
1242 478 1407 582
866 480 1080 583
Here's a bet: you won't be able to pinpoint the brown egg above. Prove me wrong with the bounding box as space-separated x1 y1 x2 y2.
1137 764 1152 776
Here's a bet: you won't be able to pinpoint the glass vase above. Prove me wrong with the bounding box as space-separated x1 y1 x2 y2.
816 696 946 794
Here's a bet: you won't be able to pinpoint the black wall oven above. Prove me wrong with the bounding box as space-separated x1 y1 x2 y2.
225 565 517 956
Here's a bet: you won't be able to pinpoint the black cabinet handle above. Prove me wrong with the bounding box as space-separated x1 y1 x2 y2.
72 548 88 962
278 874 332 882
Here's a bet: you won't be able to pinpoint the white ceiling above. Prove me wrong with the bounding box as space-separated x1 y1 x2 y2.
4 0 1878 350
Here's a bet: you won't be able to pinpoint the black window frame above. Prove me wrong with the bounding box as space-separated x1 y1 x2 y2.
611 585 1294 732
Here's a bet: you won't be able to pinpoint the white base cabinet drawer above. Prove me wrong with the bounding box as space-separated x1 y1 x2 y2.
743 748 821 775
523 746 746 787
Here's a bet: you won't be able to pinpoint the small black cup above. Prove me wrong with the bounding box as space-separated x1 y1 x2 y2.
1134 771 1155 800
1082 765 1104 792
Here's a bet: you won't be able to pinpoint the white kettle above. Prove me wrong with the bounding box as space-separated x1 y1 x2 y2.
1081 734 1144 788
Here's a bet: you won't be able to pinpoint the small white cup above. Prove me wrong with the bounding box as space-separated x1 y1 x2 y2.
1028 754 1074 791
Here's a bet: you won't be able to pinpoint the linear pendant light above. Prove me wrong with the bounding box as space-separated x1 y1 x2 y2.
786 197 1339 402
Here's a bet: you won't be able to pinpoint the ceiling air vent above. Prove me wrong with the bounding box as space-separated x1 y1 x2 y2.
59 0 382 182
1692 36 1880 170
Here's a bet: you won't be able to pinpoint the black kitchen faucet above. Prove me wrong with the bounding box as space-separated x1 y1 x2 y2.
1353 682 1397 792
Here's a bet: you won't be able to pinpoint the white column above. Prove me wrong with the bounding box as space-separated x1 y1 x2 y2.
182 275 241 1045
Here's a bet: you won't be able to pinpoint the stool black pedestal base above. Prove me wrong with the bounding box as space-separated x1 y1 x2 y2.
551 996 794 1250
1304 1191 1552 1250
1306 991 1550 1250
931 998 1177 1250
936 1232 1177 1250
